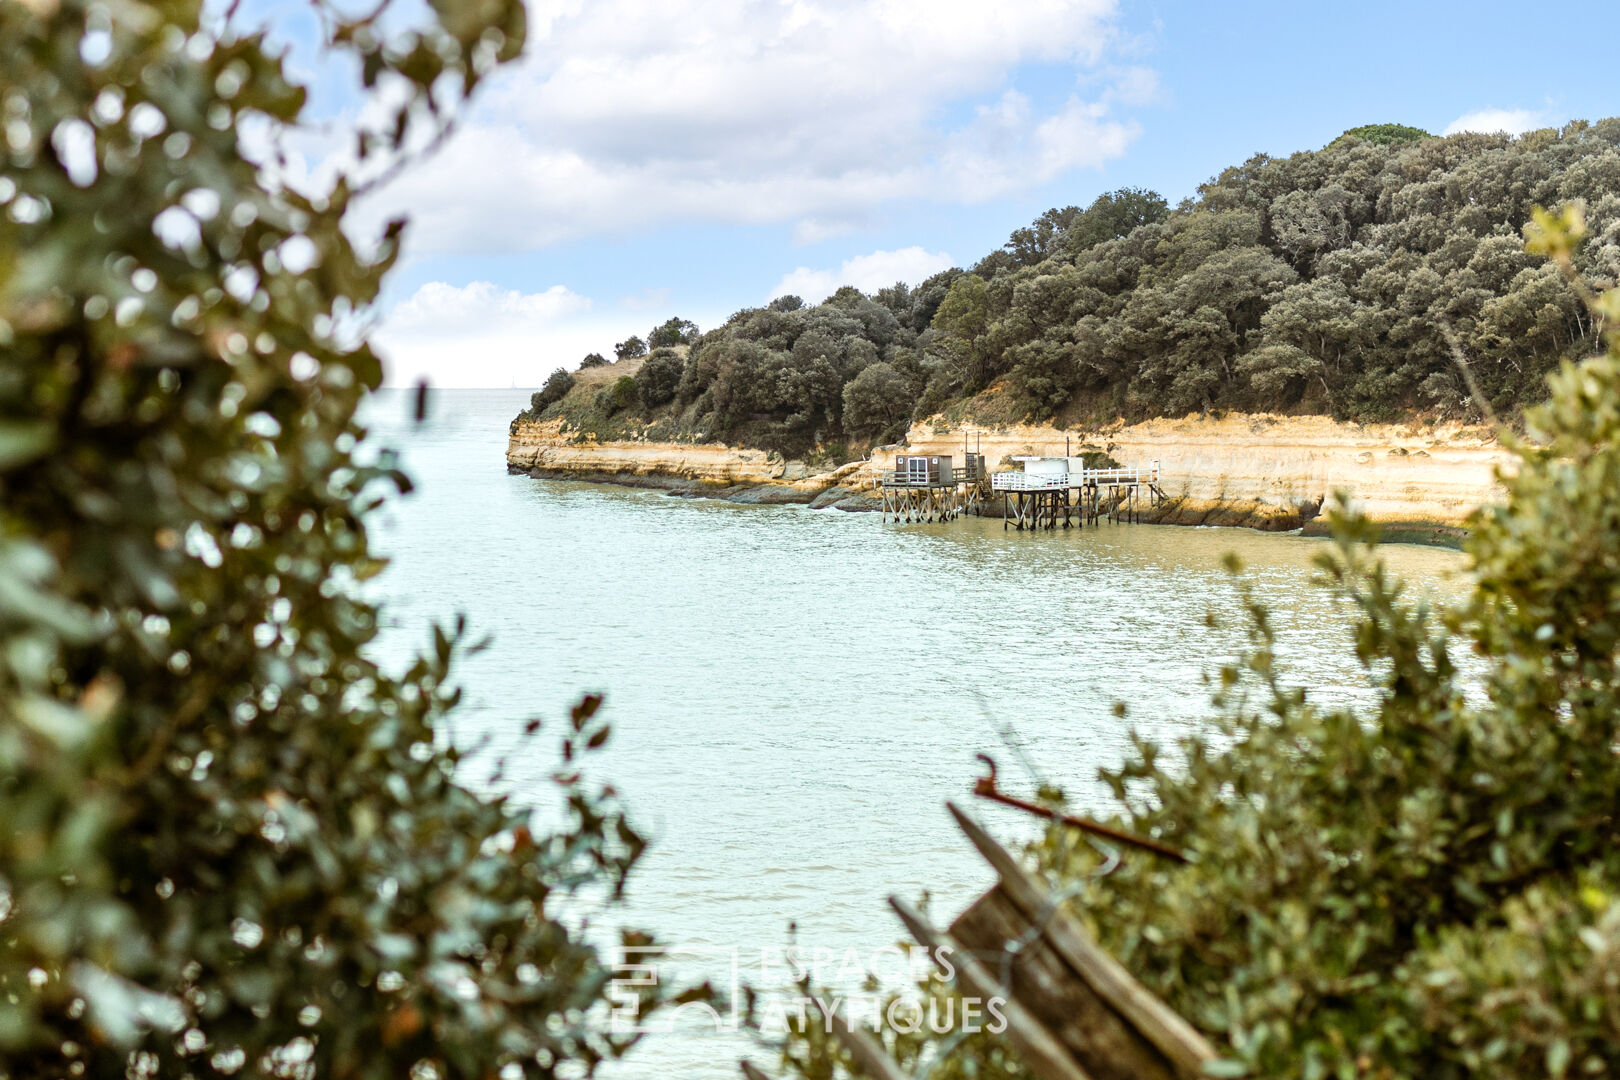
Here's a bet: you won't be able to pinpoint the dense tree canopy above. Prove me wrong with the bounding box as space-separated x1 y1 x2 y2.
1 2 659 1078
965 122 1619 421
665 281 943 455
634 348 684 407
533 123 1620 456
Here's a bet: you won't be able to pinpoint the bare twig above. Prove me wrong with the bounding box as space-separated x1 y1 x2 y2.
972 754 1188 863
1436 316 1504 436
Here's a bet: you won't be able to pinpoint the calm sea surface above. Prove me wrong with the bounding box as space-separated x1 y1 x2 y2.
362 388 1470 1078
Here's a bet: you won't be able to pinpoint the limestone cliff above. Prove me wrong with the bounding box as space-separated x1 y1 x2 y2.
506 413 1512 535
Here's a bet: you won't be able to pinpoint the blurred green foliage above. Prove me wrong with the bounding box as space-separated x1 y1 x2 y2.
0 2 660 1077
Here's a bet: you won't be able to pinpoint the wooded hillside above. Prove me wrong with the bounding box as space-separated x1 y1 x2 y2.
523 122 1620 456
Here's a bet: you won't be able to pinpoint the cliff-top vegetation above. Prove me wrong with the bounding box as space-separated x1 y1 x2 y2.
518 121 1620 459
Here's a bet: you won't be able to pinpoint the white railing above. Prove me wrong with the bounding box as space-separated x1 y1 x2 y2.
991 460 1161 491
1083 466 1158 485
991 471 1072 491
880 469 944 487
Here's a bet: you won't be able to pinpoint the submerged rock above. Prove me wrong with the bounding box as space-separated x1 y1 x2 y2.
808 486 880 512
723 485 815 506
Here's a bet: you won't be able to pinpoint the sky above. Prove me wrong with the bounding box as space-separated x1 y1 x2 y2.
252 0 1620 387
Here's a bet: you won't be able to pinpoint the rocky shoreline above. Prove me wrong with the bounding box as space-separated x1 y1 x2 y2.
507 412 1511 546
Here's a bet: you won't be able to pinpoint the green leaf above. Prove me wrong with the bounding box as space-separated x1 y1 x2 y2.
0 420 54 471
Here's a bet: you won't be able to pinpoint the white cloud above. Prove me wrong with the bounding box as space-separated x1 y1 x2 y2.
617 286 673 311
792 218 861 246
355 0 1140 254
769 246 954 303
1105 65 1162 107
373 280 612 387
1443 108 1546 137
385 281 592 336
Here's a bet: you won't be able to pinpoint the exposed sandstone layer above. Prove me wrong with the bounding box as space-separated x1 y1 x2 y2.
506 413 1512 535
881 414 1511 537
505 418 876 508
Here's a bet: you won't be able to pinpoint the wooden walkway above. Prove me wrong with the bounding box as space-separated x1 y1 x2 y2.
993 461 1164 531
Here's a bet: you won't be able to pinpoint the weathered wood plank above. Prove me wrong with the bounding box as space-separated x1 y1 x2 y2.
889 897 1092 1080
825 1010 913 1080
947 803 1219 1079
950 886 1177 1080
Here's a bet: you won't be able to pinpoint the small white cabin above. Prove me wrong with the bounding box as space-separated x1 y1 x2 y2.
1015 455 1069 479
894 454 954 485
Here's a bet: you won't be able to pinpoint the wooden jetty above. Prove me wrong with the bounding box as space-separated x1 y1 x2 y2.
993 457 1164 531
878 453 989 523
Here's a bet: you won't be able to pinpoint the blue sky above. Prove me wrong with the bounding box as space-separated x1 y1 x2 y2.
268 0 1619 386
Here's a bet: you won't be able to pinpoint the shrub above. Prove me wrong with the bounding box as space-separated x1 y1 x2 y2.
532 367 575 414
607 375 639 413
614 335 647 361
635 349 685 407
0 3 658 1077
579 351 610 368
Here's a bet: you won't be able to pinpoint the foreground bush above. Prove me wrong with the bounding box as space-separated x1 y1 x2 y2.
0 3 653 1077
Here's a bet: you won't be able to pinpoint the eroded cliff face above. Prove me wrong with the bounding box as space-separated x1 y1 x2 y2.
508 417 784 485
506 413 1512 531
505 417 865 500
884 414 1511 530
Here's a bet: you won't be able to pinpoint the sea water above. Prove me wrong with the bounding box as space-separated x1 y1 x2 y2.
363 388 1471 1078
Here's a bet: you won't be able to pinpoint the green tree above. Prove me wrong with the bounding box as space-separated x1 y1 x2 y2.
1060 186 1171 255
634 349 684 407
531 367 576 414
1004 205 1084 267
0 2 660 1078
613 335 647 361
930 273 993 392
647 317 698 348
1329 121 1433 147
579 351 609 368
840 362 915 444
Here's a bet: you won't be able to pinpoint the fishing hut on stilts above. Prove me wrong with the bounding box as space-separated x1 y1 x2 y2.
994 456 1164 531
878 434 990 523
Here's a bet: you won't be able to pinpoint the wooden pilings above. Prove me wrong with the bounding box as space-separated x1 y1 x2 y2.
880 482 961 523
999 479 1164 531
880 477 992 523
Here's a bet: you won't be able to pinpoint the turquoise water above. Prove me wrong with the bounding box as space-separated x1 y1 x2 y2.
363 388 1470 1077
